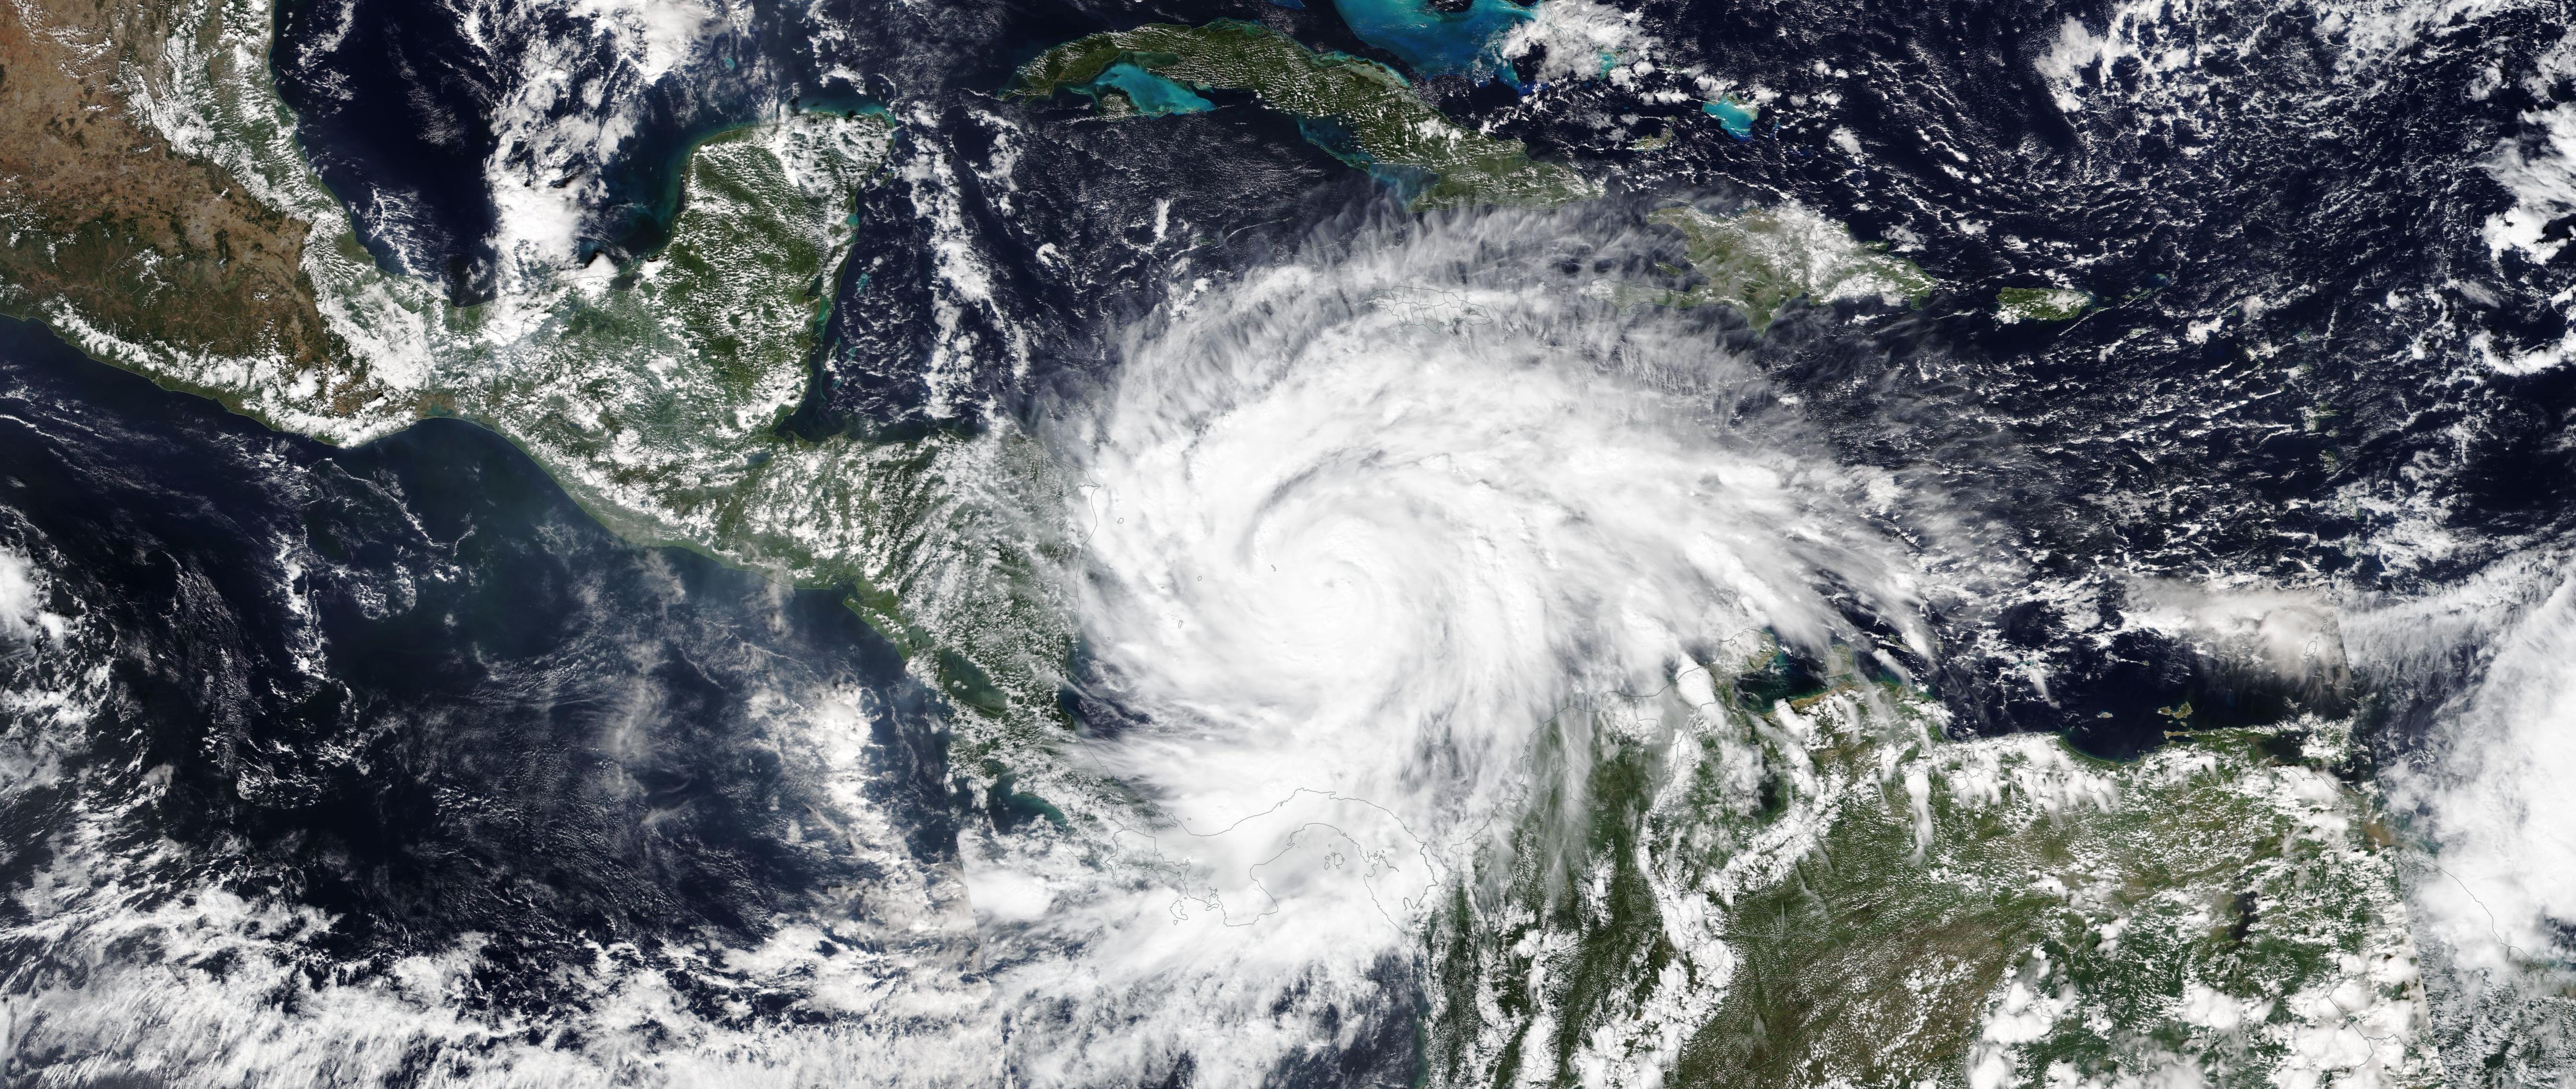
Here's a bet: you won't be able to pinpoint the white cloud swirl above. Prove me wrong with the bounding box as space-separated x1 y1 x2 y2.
976 208 1954 1081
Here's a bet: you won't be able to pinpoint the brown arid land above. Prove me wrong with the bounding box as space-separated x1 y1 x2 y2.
0 0 337 376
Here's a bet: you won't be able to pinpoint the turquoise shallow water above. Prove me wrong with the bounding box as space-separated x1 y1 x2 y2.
1088 63 1215 116
1330 0 1532 80
1703 97 1758 139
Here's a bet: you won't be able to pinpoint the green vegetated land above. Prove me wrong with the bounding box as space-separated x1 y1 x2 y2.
1430 644 2433 1089
436 114 1085 754
1998 287 2092 323
0 0 1117 828
1008 20 1597 210
1638 205 1934 330
1 16 2445 1083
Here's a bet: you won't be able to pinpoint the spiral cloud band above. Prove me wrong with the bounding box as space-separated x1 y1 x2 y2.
978 210 1957 1079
